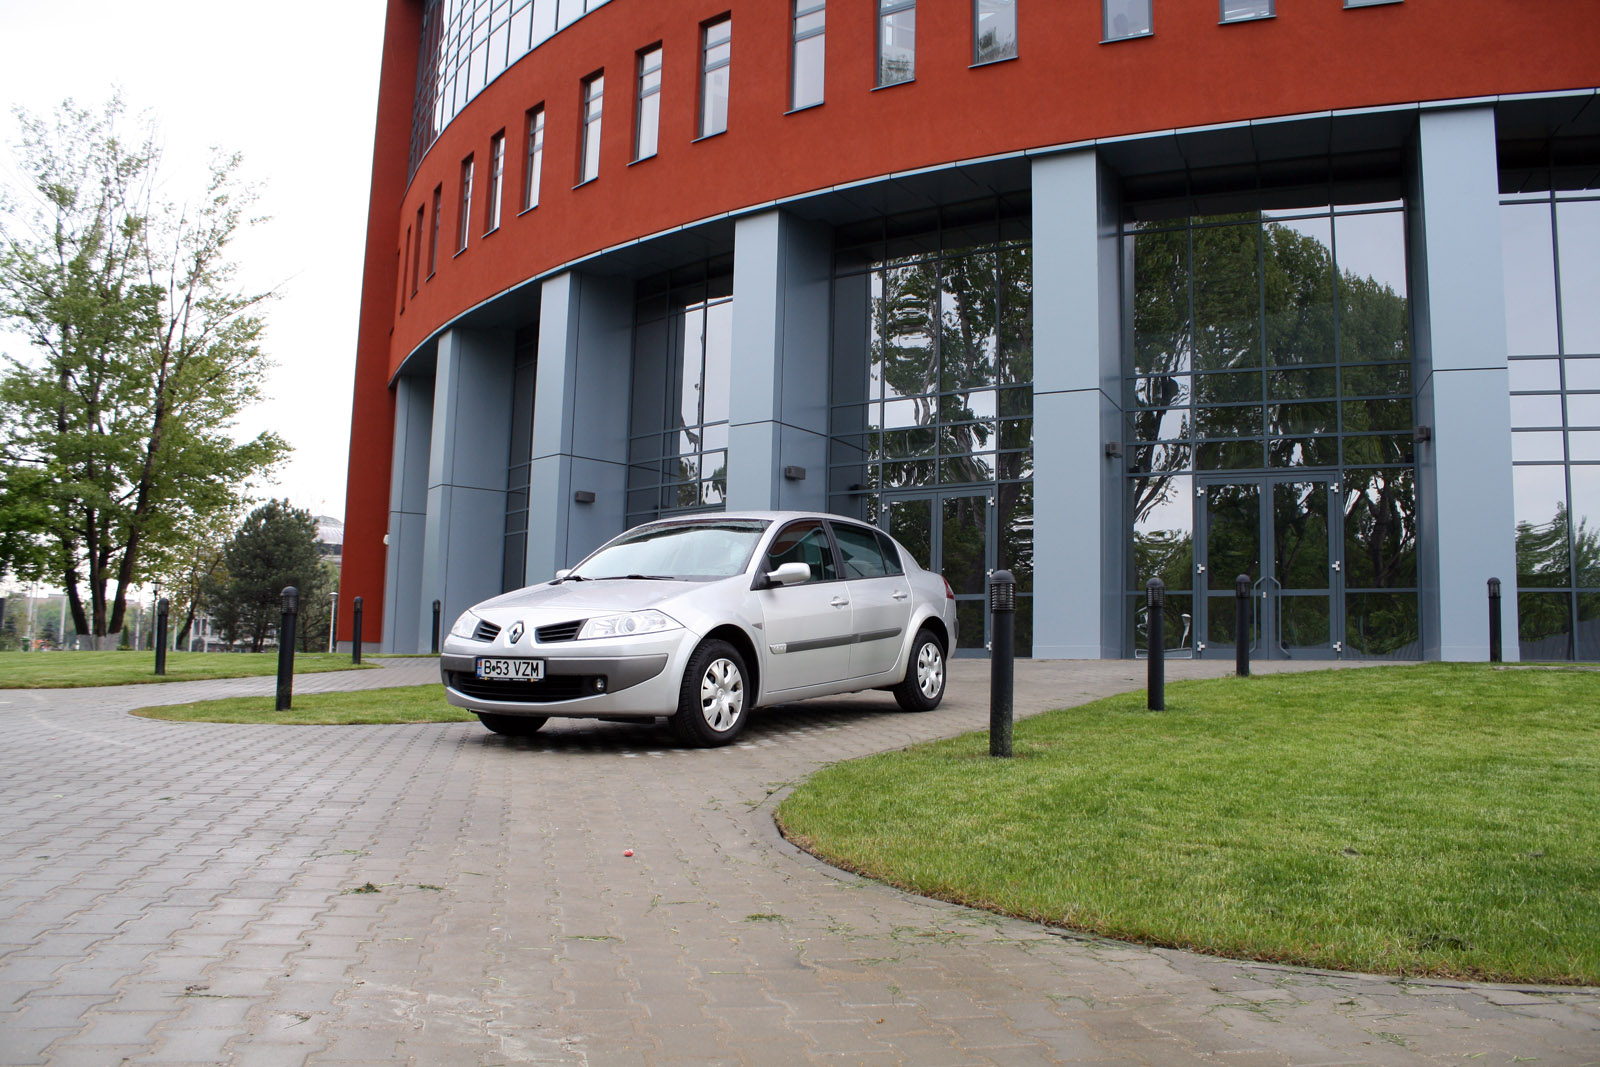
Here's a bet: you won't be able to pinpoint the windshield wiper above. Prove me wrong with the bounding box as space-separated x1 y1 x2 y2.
553 574 588 583
591 574 677 581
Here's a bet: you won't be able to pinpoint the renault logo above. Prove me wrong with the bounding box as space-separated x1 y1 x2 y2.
507 622 525 644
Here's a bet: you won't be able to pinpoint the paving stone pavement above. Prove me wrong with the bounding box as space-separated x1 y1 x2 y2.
0 656 1596 1066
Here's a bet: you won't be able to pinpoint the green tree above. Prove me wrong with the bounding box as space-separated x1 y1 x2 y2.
202 501 329 653
0 97 287 644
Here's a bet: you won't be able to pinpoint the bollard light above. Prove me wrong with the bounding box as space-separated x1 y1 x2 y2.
282 586 300 616
352 596 364 665
989 570 1016 758
1234 574 1251 678
155 597 170 676
276 586 299 711
1147 577 1166 711
1487 577 1503 664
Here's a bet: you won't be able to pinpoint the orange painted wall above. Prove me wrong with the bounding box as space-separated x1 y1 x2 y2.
345 0 1599 642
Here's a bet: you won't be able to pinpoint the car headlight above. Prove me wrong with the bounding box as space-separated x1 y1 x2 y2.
576 610 681 640
449 610 481 639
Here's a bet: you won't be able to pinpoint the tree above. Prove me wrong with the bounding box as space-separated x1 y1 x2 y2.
202 501 330 653
0 97 287 645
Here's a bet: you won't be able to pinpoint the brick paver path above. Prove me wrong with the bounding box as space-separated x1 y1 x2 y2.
1 657 1596 1065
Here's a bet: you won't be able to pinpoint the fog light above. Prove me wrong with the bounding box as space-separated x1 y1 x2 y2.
593 677 607 693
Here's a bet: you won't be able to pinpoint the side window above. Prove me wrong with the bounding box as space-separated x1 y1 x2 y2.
764 521 838 582
874 529 906 576
832 523 891 578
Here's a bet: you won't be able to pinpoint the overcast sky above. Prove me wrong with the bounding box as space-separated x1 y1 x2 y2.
0 0 389 523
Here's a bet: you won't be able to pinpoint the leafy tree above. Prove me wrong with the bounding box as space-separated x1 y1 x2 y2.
0 97 287 644
202 500 330 653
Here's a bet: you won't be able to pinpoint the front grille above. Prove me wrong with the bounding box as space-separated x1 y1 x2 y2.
536 619 584 643
449 672 601 703
473 620 501 642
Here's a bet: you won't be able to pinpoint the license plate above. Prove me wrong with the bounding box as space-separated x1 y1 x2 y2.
475 657 545 681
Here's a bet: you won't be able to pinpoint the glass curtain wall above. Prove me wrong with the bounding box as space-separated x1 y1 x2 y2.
503 325 539 592
628 262 734 526
1501 179 1600 660
828 199 1034 655
1124 193 1417 660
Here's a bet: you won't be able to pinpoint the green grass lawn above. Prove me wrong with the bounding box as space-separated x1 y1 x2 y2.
132 685 474 725
776 663 1600 986
0 650 373 689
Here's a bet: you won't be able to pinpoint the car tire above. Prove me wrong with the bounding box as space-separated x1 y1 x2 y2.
670 639 749 747
477 713 548 736
893 627 946 712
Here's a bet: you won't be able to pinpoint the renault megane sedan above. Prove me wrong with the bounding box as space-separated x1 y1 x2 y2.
440 511 957 746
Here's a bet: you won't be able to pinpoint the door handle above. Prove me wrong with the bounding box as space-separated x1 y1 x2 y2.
830 597 849 608
891 590 909 600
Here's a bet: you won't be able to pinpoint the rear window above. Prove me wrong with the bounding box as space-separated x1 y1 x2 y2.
833 522 902 578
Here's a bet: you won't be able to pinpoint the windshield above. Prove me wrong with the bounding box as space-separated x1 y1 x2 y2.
568 520 770 580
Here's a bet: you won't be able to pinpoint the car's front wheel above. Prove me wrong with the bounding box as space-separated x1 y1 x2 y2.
670 639 749 747
893 627 946 712
477 713 548 736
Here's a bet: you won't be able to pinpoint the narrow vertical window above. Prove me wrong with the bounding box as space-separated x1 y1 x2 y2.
524 106 545 209
791 1 825 110
486 132 505 231
411 206 424 295
877 0 915 86
699 18 731 138
399 234 409 311
580 73 604 183
1103 0 1151 39
973 0 1017 63
1220 0 1272 21
457 156 474 252
636 45 662 161
429 186 442 275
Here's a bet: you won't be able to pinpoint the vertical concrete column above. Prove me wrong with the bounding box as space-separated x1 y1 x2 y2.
417 327 514 652
525 271 634 581
1030 149 1125 659
382 374 433 653
1411 107 1518 660
727 210 833 512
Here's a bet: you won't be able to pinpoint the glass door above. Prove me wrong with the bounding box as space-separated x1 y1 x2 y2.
1196 474 1343 659
888 491 993 655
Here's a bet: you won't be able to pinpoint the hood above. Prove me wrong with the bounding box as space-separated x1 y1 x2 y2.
469 577 721 620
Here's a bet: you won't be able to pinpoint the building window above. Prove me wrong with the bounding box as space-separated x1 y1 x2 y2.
973 0 1017 64
1104 0 1151 39
1345 0 1400 6
1502 183 1600 660
636 45 662 160
411 207 424 296
457 156 474 252
399 232 409 311
699 18 731 138
428 186 442 275
486 132 505 232
524 106 545 209
1221 0 1272 21
877 0 915 86
791 1 825 110
580 73 604 183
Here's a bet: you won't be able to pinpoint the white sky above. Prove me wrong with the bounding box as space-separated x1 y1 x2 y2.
0 0 389 523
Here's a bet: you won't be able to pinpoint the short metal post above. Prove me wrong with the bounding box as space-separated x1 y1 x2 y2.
154 598 169 676
1234 575 1251 678
328 591 338 654
1147 578 1165 711
431 599 442 655
276 586 299 711
352 596 363 665
989 570 1016 758
1488 577 1503 663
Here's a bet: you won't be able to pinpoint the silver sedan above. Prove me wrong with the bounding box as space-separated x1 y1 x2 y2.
439 511 958 746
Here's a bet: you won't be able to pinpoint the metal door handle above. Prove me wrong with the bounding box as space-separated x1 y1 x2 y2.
891 590 908 600
830 597 849 608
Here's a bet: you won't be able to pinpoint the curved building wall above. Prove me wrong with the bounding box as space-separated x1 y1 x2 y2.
341 0 1600 658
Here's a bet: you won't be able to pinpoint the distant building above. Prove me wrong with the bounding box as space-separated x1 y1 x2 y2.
314 516 344 569
341 0 1600 661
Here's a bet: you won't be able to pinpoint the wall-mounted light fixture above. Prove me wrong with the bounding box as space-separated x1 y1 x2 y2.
573 490 596 504
1414 426 1432 444
1104 441 1124 459
783 465 806 481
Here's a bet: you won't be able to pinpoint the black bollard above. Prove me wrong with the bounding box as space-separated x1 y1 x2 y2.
352 596 364 665
1235 574 1251 678
155 598 169 676
1147 578 1166 710
276 586 299 711
431 599 442 655
1488 577 1503 663
989 570 1016 758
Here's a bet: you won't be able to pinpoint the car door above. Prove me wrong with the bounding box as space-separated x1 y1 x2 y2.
831 520 914 679
754 519 853 694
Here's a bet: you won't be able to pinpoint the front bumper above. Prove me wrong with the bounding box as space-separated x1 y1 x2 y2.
439 628 694 718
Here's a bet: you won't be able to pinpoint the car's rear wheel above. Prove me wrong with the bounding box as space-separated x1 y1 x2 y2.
893 627 946 712
477 713 548 736
670 639 748 747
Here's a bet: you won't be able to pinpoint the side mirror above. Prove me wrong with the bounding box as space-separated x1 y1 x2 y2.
553 569 571 581
763 562 812 588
